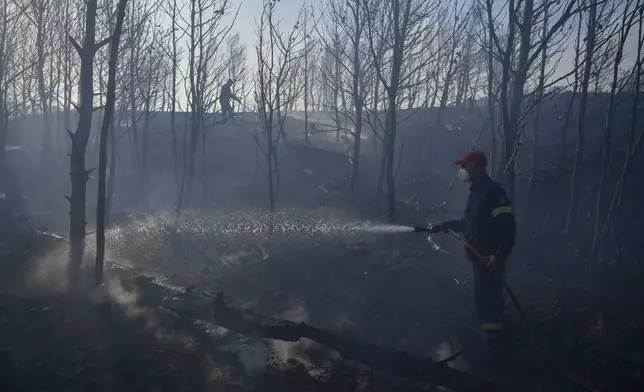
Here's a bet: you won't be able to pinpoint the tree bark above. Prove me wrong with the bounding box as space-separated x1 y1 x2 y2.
128 0 140 171
504 0 534 202
546 15 583 226
95 0 128 286
68 0 101 287
170 0 179 186
565 0 597 233
36 3 52 175
106 108 122 224
0 0 7 183
601 9 643 242
384 0 410 223
526 4 549 206
590 3 637 263
349 0 363 195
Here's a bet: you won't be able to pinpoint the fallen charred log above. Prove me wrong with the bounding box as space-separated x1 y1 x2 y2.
212 292 500 392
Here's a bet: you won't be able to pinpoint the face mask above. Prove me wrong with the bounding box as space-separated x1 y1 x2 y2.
458 168 470 182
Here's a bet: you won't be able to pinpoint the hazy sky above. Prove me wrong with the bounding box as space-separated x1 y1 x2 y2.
226 0 640 79
233 0 319 50
165 0 640 108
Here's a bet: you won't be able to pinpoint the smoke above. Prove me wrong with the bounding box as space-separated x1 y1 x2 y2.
239 339 269 377
26 242 70 292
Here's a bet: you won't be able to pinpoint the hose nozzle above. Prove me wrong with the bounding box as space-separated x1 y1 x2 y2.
413 226 431 232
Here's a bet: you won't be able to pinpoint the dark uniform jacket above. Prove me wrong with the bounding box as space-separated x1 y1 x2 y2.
220 84 232 102
447 175 516 261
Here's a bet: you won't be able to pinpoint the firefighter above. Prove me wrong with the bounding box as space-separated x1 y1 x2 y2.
430 150 516 355
219 79 241 119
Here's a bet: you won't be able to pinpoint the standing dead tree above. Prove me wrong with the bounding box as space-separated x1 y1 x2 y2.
565 0 599 232
254 0 305 212
28 0 55 174
124 0 156 185
601 4 644 246
179 0 239 203
14 0 60 174
545 14 584 225
426 1 470 167
67 0 112 287
316 0 367 195
137 24 168 207
317 10 347 145
364 0 442 222
95 0 128 285
481 0 582 202
590 0 642 262
477 0 502 177
59 0 79 156
524 0 573 204
160 0 186 188
301 5 318 147
0 0 23 191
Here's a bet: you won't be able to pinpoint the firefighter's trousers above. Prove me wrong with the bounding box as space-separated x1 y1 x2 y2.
473 262 505 348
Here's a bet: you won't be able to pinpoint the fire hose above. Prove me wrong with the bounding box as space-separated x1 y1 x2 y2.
414 226 529 326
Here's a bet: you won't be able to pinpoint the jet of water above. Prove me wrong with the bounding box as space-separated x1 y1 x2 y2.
106 209 419 245
360 224 416 234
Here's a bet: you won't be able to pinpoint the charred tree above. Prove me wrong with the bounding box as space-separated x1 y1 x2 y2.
546 15 583 225
32 1 53 174
254 0 304 212
67 0 110 287
601 3 644 246
565 0 597 233
348 0 364 195
590 1 639 263
302 5 315 147
95 0 128 286
525 1 550 205
161 0 184 187
364 0 439 222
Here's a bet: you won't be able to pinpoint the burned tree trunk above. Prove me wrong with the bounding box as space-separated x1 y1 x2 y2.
589 2 638 264
106 108 121 224
483 0 498 178
254 0 302 213
348 0 364 196
546 16 582 225
95 0 128 286
0 0 7 184
565 0 597 233
602 7 644 241
35 2 52 174
167 0 179 186
525 3 549 205
68 0 107 287
382 0 412 223
128 0 140 172
503 0 534 202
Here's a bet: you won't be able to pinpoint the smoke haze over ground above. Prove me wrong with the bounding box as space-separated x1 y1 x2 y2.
1 0 644 391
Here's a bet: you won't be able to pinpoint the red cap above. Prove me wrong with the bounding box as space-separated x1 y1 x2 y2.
454 150 487 166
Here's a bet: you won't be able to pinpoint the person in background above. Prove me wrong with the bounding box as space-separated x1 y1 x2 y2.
430 150 516 357
219 79 241 120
